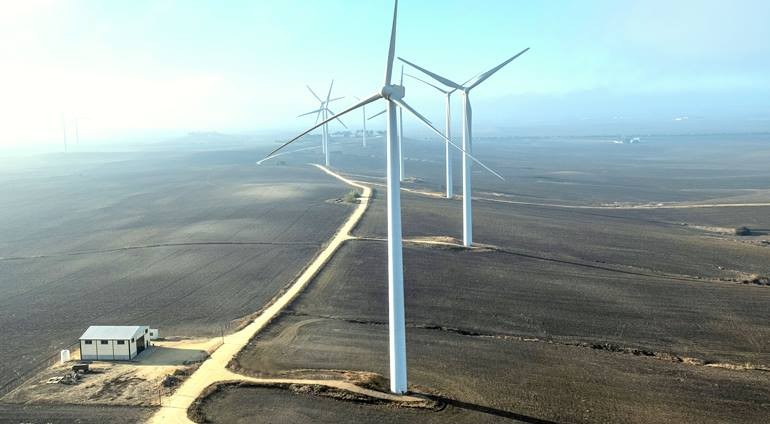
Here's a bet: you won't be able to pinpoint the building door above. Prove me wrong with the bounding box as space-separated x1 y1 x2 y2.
136 335 146 354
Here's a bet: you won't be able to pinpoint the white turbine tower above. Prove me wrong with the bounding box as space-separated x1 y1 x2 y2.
403 72 458 198
261 0 502 394
60 113 68 153
299 81 346 167
399 48 529 246
353 96 368 147
398 65 405 181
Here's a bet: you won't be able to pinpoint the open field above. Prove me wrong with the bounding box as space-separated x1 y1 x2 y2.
352 190 770 281
239 241 770 365
206 133 767 423
195 383 532 424
325 133 770 206
0 403 154 423
3 133 770 422
228 238 770 423
0 149 350 400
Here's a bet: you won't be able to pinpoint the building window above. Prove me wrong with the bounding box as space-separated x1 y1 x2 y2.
100 340 108 345
84 340 92 345
117 340 125 345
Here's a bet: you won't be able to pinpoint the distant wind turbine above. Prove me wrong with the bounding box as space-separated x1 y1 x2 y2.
61 113 67 153
261 0 503 394
299 81 346 166
353 96 368 147
404 72 459 198
399 48 529 246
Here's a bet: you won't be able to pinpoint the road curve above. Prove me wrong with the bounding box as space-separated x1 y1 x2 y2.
147 164 392 423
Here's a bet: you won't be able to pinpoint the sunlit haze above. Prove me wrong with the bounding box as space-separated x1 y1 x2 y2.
2 0 769 150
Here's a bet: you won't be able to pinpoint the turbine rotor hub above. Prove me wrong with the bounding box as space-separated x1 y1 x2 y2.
380 84 405 100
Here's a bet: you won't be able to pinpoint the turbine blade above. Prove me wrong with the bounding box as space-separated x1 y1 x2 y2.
405 73 450 94
256 144 322 165
468 48 530 90
315 109 322 124
298 108 323 118
262 93 382 161
398 57 461 90
460 71 484 87
328 96 345 103
400 64 404 85
326 108 348 129
384 0 398 85
326 79 334 103
306 85 323 103
368 109 387 120
392 98 505 181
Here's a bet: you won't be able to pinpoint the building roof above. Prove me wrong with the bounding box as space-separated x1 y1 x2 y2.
80 326 146 340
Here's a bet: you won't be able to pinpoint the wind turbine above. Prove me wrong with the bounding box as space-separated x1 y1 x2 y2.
298 81 346 166
370 65 406 181
397 65 405 181
61 113 68 153
399 48 529 246
353 96 368 147
261 0 502 394
404 72 458 198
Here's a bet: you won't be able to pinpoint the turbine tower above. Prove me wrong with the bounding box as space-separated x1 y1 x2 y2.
61 113 67 153
404 72 458 198
398 65 405 181
261 0 502 394
299 81 346 167
399 49 529 246
74 117 80 145
354 96 368 147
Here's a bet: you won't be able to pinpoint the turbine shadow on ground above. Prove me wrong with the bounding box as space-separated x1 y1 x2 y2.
418 393 560 424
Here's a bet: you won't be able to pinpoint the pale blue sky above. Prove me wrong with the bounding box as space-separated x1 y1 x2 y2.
1 0 769 148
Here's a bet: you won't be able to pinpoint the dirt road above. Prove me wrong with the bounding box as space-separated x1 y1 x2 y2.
147 165 425 423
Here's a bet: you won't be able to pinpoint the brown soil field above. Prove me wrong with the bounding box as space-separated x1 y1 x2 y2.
195 383 540 423
227 240 770 423
352 190 770 280
0 403 154 423
328 133 770 206
0 150 350 401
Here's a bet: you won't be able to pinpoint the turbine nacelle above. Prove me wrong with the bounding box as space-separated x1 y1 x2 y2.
380 84 405 101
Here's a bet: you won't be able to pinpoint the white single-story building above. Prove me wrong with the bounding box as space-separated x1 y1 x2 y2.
79 326 150 361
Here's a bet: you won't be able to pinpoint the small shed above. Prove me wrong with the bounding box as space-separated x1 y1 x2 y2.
79 326 150 361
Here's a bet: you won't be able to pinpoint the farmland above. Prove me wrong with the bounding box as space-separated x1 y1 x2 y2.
227 240 770 423
217 133 770 423
2 133 770 423
0 148 351 399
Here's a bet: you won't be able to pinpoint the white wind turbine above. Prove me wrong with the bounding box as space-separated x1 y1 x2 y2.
403 72 459 198
397 65 405 181
370 65 406 181
61 113 68 153
353 96 368 147
298 81 346 167
399 48 529 246
260 0 502 394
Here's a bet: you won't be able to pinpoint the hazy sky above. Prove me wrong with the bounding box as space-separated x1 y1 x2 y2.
1 0 769 148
